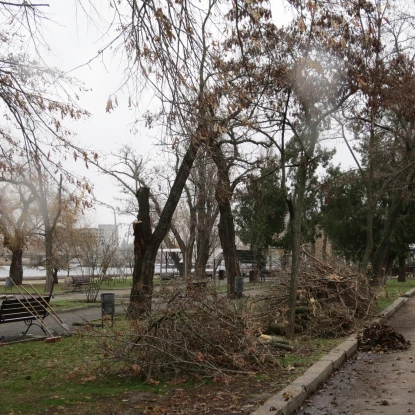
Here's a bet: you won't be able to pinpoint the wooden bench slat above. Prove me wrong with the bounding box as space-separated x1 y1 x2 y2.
0 295 51 335
72 276 91 291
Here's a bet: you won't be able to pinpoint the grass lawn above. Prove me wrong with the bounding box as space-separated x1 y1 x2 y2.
0 283 68 295
0 331 344 415
50 298 127 312
376 278 415 310
49 300 98 311
0 336 167 415
0 277 136 295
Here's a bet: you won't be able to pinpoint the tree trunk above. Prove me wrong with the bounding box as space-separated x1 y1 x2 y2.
286 157 307 340
384 252 394 280
53 268 59 284
9 248 23 285
398 253 406 283
129 138 201 313
322 232 328 258
129 187 153 316
361 200 374 274
310 242 316 257
372 198 404 284
194 174 212 277
360 122 376 274
44 229 54 293
150 180 196 279
169 217 196 278
195 229 211 277
170 252 184 276
211 145 240 296
217 202 240 296
185 242 194 278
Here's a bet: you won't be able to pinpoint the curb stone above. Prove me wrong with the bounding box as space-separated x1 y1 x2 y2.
251 289 413 415
404 287 415 298
373 296 407 324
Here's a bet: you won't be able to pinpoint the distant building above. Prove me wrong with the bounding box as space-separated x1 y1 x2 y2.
78 227 99 241
98 224 118 247
78 224 118 248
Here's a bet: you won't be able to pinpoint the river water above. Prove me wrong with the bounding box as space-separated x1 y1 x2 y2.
0 265 172 280
0 266 133 281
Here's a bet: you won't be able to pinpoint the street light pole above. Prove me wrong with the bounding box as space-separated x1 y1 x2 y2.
95 199 119 247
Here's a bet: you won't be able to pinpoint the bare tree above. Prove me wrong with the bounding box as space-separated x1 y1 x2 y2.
0 2 93 278
82 0 237 314
0 183 40 284
0 2 89 170
0 155 90 292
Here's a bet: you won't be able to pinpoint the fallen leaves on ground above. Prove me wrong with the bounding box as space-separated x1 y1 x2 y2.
357 323 411 352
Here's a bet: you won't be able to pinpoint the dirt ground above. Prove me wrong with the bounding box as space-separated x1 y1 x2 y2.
41 369 288 415
40 346 320 415
296 296 415 415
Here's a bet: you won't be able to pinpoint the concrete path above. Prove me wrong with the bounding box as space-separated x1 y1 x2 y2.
293 295 415 415
251 291 415 415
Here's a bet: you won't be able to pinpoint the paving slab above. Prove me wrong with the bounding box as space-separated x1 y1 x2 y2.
295 293 415 415
252 290 414 415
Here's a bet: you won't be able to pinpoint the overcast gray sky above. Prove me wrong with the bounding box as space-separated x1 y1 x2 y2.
40 2 155 227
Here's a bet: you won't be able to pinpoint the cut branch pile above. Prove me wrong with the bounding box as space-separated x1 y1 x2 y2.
263 251 377 338
90 286 279 379
357 323 411 352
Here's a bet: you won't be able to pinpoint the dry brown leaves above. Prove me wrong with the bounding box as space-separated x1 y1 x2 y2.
358 323 411 352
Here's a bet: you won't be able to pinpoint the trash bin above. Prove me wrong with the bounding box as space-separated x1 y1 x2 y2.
235 275 244 297
101 293 115 326
219 270 225 280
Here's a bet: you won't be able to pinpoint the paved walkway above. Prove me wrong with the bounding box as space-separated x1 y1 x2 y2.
296 294 415 415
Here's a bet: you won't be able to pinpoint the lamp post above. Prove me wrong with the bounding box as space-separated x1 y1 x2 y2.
95 199 119 247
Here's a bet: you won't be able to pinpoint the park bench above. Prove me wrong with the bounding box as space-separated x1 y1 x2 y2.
72 275 91 291
0 295 51 335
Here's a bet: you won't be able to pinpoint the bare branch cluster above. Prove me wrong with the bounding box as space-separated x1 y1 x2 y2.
87 285 278 378
263 251 377 338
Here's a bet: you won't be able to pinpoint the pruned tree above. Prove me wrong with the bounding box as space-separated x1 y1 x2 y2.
94 145 195 276
86 0 249 313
